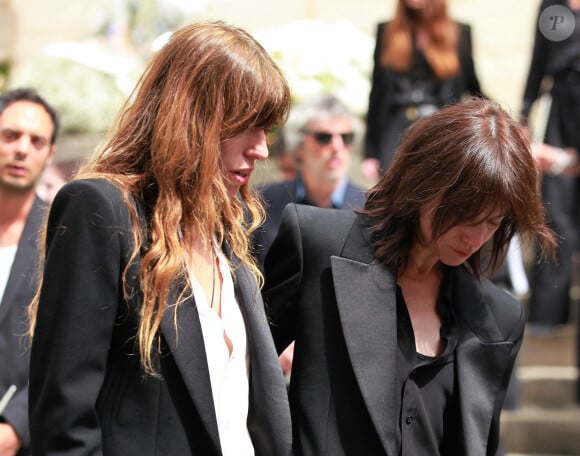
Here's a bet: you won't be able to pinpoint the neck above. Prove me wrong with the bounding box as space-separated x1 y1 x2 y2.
401 241 440 279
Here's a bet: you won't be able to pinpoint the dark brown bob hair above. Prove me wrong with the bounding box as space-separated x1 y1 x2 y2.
361 97 556 278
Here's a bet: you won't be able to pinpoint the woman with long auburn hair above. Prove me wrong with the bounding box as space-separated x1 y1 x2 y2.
263 98 556 455
362 0 483 181
28 21 292 455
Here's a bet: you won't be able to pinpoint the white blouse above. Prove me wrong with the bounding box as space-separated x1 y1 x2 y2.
0 245 18 306
189 248 254 456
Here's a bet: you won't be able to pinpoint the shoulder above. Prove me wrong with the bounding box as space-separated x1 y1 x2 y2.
456 22 472 32
452 268 525 342
282 204 358 243
49 178 136 232
57 178 123 200
455 22 474 42
375 21 389 38
480 279 525 332
258 179 296 202
287 202 357 220
54 178 132 211
268 204 360 270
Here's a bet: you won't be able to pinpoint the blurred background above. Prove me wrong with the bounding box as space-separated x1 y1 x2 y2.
0 0 542 174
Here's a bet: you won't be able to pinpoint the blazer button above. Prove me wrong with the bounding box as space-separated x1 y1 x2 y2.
405 415 414 425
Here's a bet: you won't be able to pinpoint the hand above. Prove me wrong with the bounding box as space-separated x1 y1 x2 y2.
0 422 22 456
360 158 381 182
279 342 295 375
531 143 557 172
531 143 578 175
561 147 579 176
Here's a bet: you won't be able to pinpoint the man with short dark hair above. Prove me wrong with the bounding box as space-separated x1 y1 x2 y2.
0 87 58 455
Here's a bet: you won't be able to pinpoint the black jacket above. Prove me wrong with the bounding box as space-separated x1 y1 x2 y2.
264 204 524 456
0 197 46 455
30 179 292 455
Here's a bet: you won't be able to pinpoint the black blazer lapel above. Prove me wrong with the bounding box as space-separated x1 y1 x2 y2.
452 270 515 455
160 284 221 453
330 216 399 455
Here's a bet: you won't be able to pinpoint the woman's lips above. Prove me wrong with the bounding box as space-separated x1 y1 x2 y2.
230 169 252 185
454 247 472 258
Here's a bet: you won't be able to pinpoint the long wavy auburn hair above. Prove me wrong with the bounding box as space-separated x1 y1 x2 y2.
380 0 460 78
361 97 557 278
29 21 291 374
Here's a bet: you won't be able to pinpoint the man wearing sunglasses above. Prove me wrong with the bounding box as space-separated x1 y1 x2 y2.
253 93 366 268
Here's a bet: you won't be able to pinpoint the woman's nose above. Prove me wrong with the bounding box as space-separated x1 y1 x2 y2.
462 224 489 249
247 129 269 160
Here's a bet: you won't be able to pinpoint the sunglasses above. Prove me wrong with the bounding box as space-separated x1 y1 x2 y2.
303 131 355 146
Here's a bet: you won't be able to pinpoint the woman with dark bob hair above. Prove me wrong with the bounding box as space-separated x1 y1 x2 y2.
28 21 292 455
263 97 556 455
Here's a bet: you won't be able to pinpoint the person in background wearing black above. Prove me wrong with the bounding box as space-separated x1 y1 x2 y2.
362 0 482 181
521 0 580 334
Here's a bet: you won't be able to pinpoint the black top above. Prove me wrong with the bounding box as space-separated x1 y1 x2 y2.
390 45 443 107
396 271 460 455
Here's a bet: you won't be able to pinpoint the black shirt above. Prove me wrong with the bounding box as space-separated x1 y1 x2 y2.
396 271 461 455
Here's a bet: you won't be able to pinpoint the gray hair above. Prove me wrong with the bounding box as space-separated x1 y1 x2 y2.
282 93 363 154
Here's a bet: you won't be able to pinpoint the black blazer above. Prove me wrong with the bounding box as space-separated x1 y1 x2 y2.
29 179 292 456
253 177 366 266
263 204 524 456
365 21 482 167
0 197 46 455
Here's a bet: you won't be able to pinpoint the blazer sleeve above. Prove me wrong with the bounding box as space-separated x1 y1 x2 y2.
262 204 304 354
29 179 131 455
